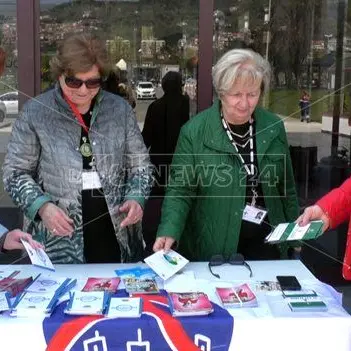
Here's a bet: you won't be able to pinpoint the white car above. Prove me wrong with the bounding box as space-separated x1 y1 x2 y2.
0 101 6 122
0 91 18 115
136 82 156 100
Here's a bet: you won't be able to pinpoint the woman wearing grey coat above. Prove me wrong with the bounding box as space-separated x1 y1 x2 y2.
3 33 153 264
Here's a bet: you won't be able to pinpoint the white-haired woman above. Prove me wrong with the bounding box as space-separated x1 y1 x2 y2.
153 49 299 262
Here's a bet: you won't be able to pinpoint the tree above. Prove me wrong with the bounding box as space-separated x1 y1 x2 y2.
270 0 315 88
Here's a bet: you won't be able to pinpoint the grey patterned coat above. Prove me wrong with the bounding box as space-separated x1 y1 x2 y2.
3 84 153 264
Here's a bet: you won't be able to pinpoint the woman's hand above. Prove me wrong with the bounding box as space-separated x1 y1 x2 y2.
3 230 44 251
39 203 74 236
153 236 176 253
118 200 143 228
296 205 330 232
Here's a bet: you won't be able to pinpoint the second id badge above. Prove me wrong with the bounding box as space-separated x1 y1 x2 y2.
82 171 102 190
242 204 268 225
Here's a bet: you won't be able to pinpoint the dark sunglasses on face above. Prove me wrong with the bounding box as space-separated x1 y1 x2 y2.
208 253 253 279
64 76 102 89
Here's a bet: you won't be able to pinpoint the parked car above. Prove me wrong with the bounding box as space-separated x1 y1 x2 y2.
136 82 156 100
0 91 18 115
0 101 6 122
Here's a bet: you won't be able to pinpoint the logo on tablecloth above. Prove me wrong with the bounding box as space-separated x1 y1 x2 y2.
43 290 234 351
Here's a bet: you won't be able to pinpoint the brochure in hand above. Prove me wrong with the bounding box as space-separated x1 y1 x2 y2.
106 297 142 318
21 239 55 271
265 220 324 244
144 250 189 280
82 278 120 293
64 291 109 316
168 292 213 317
216 284 258 308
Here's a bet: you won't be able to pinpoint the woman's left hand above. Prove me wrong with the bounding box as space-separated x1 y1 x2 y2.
118 200 143 228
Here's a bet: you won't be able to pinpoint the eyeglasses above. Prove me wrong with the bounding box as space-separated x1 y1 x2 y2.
64 76 102 89
208 253 253 279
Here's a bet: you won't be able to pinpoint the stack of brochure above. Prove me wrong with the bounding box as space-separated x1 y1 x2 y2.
82 277 120 293
216 284 258 308
64 291 110 316
123 277 159 296
25 274 76 298
0 291 11 312
10 291 59 317
287 296 328 312
106 297 143 318
168 292 213 317
0 276 33 297
115 266 157 280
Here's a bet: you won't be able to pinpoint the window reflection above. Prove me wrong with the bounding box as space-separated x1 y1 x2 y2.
0 1 17 96
0 0 18 124
40 0 199 122
212 0 350 161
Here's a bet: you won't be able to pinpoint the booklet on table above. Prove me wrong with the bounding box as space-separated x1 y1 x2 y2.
168 292 213 317
216 284 258 308
106 297 142 318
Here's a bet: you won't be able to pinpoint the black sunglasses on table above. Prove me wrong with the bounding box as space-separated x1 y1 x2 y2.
64 76 102 89
208 253 253 279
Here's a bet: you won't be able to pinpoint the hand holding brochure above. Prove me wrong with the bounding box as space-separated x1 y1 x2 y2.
21 239 55 271
144 249 189 280
265 220 324 244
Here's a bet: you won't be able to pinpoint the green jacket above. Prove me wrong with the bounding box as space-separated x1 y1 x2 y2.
157 101 299 261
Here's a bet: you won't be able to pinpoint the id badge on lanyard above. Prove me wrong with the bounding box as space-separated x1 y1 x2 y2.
242 188 268 225
82 156 102 190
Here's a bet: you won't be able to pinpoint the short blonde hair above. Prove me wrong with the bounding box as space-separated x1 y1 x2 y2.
50 33 109 79
212 49 271 96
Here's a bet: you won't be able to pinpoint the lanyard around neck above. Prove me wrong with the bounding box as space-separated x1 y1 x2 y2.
64 94 89 134
220 111 254 176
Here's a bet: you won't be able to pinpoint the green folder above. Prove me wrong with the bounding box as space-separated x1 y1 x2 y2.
265 220 324 243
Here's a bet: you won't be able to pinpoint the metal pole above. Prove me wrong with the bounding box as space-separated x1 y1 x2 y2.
263 0 271 108
331 0 346 157
265 0 271 61
308 0 315 98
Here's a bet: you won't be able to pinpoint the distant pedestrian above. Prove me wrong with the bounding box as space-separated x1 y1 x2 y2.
299 90 311 123
103 69 136 109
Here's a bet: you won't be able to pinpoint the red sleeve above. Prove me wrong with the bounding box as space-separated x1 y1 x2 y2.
316 177 351 228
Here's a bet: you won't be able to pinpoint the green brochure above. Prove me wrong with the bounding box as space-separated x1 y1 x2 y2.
265 220 324 243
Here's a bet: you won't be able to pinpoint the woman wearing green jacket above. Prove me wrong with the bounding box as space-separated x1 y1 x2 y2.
153 49 299 261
